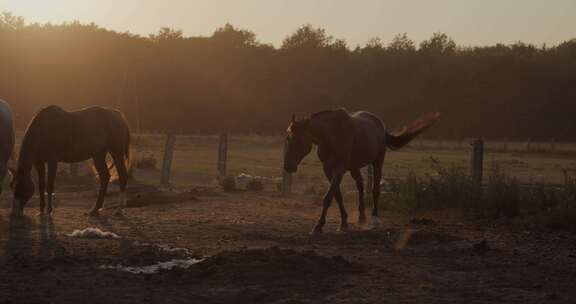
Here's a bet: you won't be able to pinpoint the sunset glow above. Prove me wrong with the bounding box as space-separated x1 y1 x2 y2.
1 0 575 46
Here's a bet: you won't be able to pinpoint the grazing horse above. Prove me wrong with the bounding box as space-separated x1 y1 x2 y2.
10 105 130 217
284 109 440 234
0 99 15 195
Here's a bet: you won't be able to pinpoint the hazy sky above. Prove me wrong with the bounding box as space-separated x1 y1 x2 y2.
1 0 575 47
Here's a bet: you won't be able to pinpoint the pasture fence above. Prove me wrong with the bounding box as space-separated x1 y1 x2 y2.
160 133 176 184
470 139 484 184
217 133 228 178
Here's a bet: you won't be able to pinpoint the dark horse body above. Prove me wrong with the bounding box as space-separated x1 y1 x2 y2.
284 109 440 234
0 99 15 195
11 105 130 217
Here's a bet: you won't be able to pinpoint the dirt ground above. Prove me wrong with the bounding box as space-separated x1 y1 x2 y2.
1 179 576 304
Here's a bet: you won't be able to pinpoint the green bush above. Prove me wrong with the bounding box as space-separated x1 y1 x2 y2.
387 160 576 227
387 158 480 214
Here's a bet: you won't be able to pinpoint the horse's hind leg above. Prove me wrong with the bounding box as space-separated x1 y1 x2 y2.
350 169 366 225
334 184 348 232
46 161 58 215
110 152 128 216
35 161 46 214
89 153 110 216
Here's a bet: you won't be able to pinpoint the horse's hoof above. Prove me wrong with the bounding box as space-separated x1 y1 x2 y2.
310 226 323 235
114 209 125 217
86 210 100 217
337 224 349 233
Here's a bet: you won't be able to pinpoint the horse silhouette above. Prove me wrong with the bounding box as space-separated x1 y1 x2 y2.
284 109 440 234
10 105 130 217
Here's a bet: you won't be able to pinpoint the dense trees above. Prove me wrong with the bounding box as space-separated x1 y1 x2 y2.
1 12 575 140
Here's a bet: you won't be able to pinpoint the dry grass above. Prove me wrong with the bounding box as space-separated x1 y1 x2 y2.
12 133 576 191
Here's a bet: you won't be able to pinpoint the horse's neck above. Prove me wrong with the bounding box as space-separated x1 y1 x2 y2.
16 132 37 176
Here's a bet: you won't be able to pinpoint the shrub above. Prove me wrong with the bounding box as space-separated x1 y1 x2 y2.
245 178 264 192
135 152 158 169
387 158 480 214
480 163 521 218
219 175 236 192
387 159 576 227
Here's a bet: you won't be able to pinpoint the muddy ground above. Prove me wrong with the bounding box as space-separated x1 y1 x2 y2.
1 181 576 304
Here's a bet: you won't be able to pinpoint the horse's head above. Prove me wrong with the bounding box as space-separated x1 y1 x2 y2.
284 114 313 173
9 168 34 216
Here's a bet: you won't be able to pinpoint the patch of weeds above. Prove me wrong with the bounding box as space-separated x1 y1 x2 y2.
135 152 158 169
477 162 521 218
387 157 480 214
387 159 576 228
219 175 236 192
245 178 264 192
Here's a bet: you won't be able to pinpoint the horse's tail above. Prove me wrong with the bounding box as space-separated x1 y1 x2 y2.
386 112 441 150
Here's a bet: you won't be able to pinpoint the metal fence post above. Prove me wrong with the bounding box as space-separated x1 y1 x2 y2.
471 139 484 184
160 133 176 184
217 133 228 177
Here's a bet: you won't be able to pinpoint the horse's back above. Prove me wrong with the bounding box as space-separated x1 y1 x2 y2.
350 111 386 139
348 111 386 167
26 105 129 162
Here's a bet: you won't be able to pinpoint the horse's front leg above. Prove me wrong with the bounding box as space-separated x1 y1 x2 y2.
312 168 345 234
35 162 46 215
46 161 58 216
334 182 348 232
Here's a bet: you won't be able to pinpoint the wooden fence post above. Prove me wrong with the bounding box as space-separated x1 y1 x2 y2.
160 133 176 185
471 139 484 184
217 133 228 177
365 165 374 207
282 140 292 195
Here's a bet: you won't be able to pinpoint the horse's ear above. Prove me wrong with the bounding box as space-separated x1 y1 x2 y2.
291 113 296 123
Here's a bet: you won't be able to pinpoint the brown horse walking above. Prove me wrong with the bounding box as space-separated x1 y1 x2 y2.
284 109 440 234
10 105 130 217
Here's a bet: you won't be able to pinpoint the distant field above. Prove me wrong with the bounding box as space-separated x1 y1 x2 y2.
131 134 576 191
13 133 576 191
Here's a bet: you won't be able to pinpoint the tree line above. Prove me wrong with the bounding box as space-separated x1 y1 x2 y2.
1 11 576 140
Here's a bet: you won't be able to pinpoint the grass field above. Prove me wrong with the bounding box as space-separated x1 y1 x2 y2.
128 134 576 190
12 133 576 191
